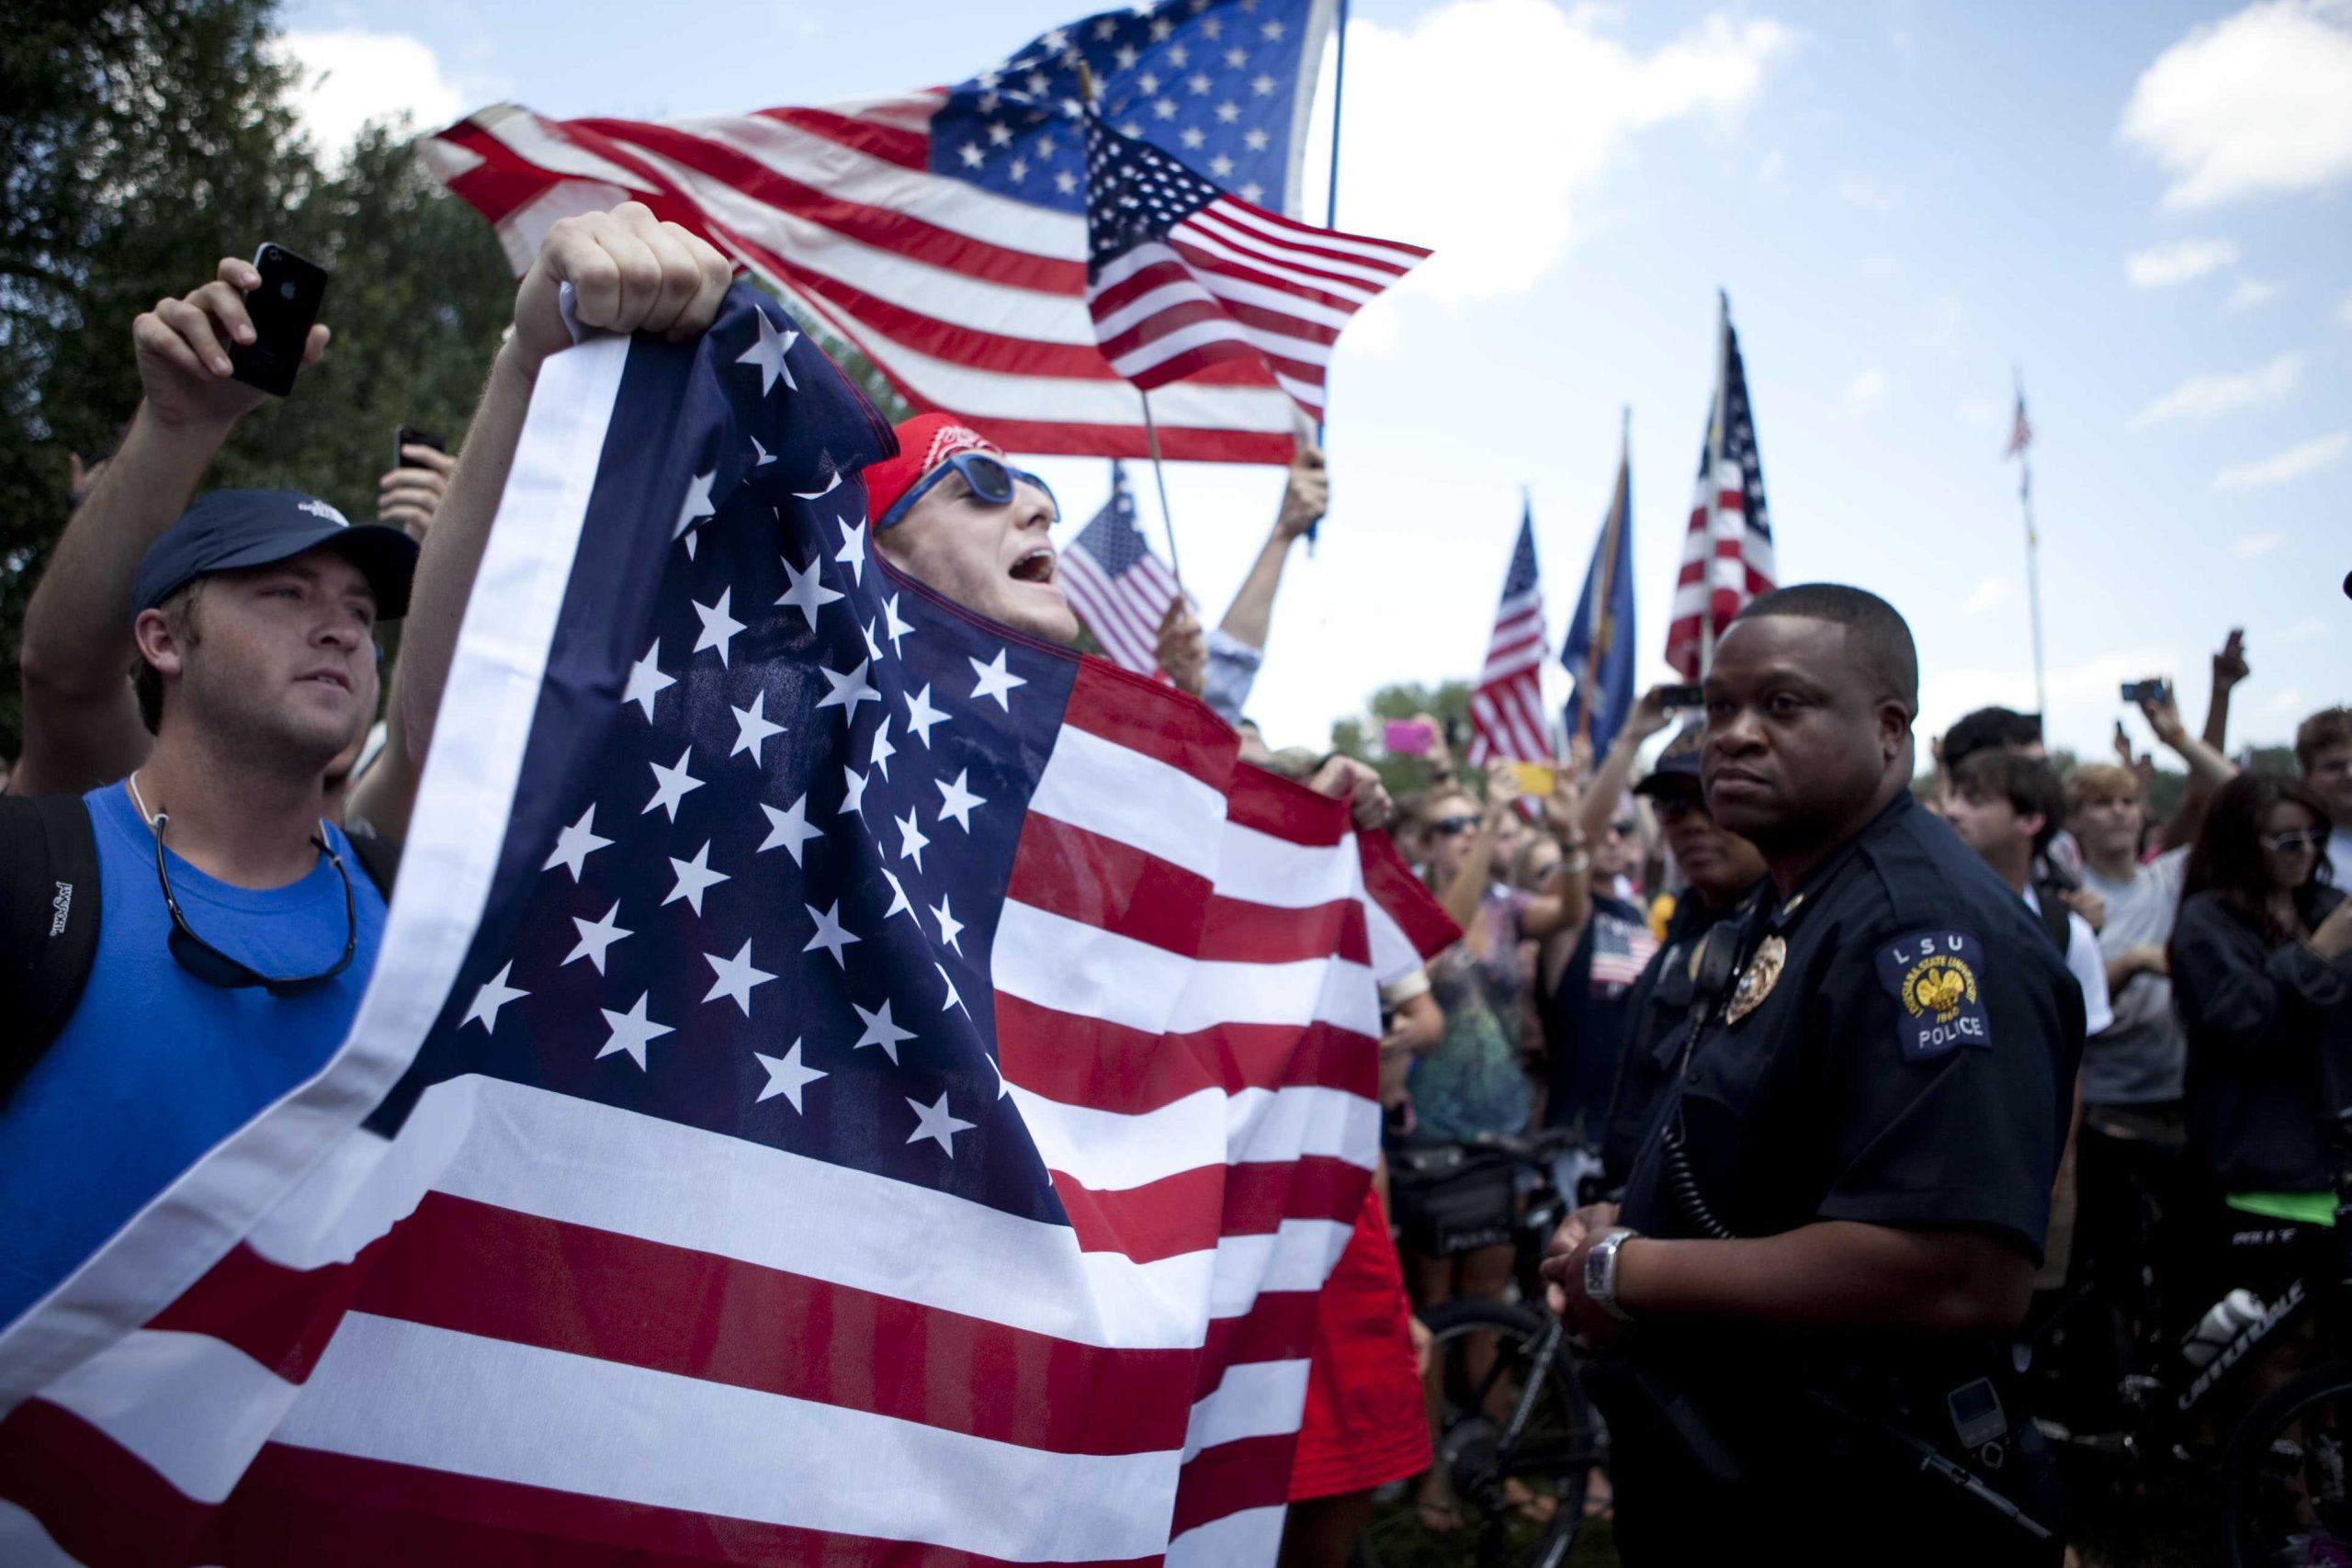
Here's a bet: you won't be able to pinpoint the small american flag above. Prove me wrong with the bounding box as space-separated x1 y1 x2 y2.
424 0 1347 464
0 288 1456 1565
1082 112 1427 422
1587 903 1660 992
1467 503 1552 768
2005 385 2033 458
1059 461 1187 675
1665 300 1778 681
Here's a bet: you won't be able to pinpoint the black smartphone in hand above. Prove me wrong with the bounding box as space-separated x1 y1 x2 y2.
1657 683 1705 710
394 423 447 472
228 243 329 398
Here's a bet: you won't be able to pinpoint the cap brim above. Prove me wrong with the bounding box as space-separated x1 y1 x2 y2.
1632 765 1704 798
205 523 421 620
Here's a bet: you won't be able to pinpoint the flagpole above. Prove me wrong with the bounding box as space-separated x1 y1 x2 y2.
1138 389 1185 592
1577 408 1631 754
1306 0 1350 555
1697 290 1730 678
2015 367 2047 716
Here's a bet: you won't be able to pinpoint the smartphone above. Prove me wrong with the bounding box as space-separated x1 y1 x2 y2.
1510 761 1556 796
1657 683 1704 710
2120 679 2171 705
394 423 447 472
1384 718 1435 755
228 243 330 398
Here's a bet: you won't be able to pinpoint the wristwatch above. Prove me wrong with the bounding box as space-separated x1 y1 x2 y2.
1584 1228 1636 1321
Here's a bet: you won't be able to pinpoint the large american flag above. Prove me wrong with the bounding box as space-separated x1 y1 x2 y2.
1061 461 1188 675
424 0 1343 464
1466 504 1553 768
1663 304 1777 681
1082 112 1426 422
0 288 1454 1564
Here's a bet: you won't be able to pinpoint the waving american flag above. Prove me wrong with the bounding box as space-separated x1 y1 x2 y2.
425 0 1348 464
1664 297 1777 681
0 288 1454 1564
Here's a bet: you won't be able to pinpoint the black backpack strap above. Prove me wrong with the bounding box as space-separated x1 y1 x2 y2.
2030 880 2073 957
0 795 103 1095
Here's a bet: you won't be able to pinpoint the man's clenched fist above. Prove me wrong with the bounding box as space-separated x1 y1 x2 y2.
510 203 735 374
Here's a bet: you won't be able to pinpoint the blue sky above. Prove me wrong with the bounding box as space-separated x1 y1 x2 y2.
277 0 2350 761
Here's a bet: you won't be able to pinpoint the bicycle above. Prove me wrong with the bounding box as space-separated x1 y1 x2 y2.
2030 1109 2352 1566
1367 1127 1607 1568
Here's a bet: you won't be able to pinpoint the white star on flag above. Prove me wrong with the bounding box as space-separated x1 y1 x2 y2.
674 470 716 542
834 515 868 586
895 807 931 871
663 841 729 914
776 553 842 630
852 998 917 1063
816 656 879 720
702 938 776 1016
839 763 870 818
967 648 1027 710
544 805 612 880
860 616 884 665
597 992 673 1070
625 643 673 720
729 692 786 763
929 896 965 954
735 307 799 396
902 683 948 748
756 795 823 864
755 1041 825 1111
905 1091 976 1155
879 865 915 922
692 589 746 666
882 594 915 657
867 716 897 781
934 770 986 831
802 899 859 967
563 901 631 974
644 747 704 820
462 962 527 1032
934 960 967 1015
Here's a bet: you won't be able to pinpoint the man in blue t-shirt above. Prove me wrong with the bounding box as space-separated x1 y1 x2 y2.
0 486 417 1327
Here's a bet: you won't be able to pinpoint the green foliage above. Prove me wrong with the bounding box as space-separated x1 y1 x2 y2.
1329 679 1476 797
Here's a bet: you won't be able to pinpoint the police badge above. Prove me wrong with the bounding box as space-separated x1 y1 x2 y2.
1724 935 1786 1025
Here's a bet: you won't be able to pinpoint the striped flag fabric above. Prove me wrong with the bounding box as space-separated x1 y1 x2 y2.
0 288 1456 1565
423 0 1345 464
1664 299 1777 681
2005 382 2033 457
1082 113 1428 422
1466 503 1552 768
1060 462 1188 675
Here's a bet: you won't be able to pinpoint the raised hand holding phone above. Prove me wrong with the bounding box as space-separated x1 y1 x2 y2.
226 243 330 398
130 253 329 429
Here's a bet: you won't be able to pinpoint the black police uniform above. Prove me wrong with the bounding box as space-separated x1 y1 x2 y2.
1598 790 2086 1565
1597 889 1754 1190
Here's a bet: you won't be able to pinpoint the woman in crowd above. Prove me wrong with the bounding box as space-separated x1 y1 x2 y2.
2171 773 2352 1392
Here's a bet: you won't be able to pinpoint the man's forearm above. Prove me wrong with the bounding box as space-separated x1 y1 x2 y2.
1216 527 1292 650
398 343 539 763
1616 1221 2034 1335
1579 731 1644 846
2201 682 2233 753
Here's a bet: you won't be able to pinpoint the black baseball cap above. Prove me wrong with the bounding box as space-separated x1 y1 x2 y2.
130 489 419 620
1632 723 1705 798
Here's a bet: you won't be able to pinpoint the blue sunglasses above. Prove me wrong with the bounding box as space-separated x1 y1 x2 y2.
878 451 1057 530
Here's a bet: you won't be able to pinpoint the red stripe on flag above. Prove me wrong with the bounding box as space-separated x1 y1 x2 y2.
1060 659 1234 790
1169 1431 1296 1538
1051 1155 1366 1264
1007 813 1214 956
994 995 1379 1114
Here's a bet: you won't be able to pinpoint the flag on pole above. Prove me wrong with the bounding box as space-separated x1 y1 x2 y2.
1664 302 1777 681
1466 503 1552 767
1081 112 1428 423
0 288 1458 1566
423 0 1344 464
1058 461 1187 674
1561 436 1635 757
2005 384 2033 458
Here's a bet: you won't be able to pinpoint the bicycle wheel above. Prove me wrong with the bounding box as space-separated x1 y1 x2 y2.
2222 1358 2352 1567
1363 1297 1602 1568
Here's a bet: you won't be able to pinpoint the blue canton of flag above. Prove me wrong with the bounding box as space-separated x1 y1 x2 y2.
392 287 1075 1221
932 0 1335 216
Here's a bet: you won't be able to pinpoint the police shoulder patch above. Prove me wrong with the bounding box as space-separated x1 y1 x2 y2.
1874 930 1991 1064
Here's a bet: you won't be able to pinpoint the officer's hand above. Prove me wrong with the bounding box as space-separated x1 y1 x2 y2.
1540 1205 1629 1346
511 202 733 375
133 256 329 431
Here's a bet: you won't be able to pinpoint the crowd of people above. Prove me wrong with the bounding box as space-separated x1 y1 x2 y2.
1 201 2346 1566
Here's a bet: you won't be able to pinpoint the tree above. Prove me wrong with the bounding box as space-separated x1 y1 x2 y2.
1329 679 1475 796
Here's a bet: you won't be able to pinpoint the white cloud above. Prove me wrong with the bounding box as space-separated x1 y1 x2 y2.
1837 174 1899 210
2123 236 2240 287
1757 150 1788 187
2118 0 2352 209
1859 254 1898 280
1847 367 1890 408
2127 351 2300 429
2226 276 2284 310
1956 397 2004 429
2277 617 2328 644
2212 429 2351 491
2267 685 2311 716
1336 2 1796 300
2233 529 2284 557
272 29 466 155
1964 577 2016 614
2340 288 2352 326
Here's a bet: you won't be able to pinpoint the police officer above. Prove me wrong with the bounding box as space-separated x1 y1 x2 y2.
1595 725 1769 1189
1541 584 2085 1564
